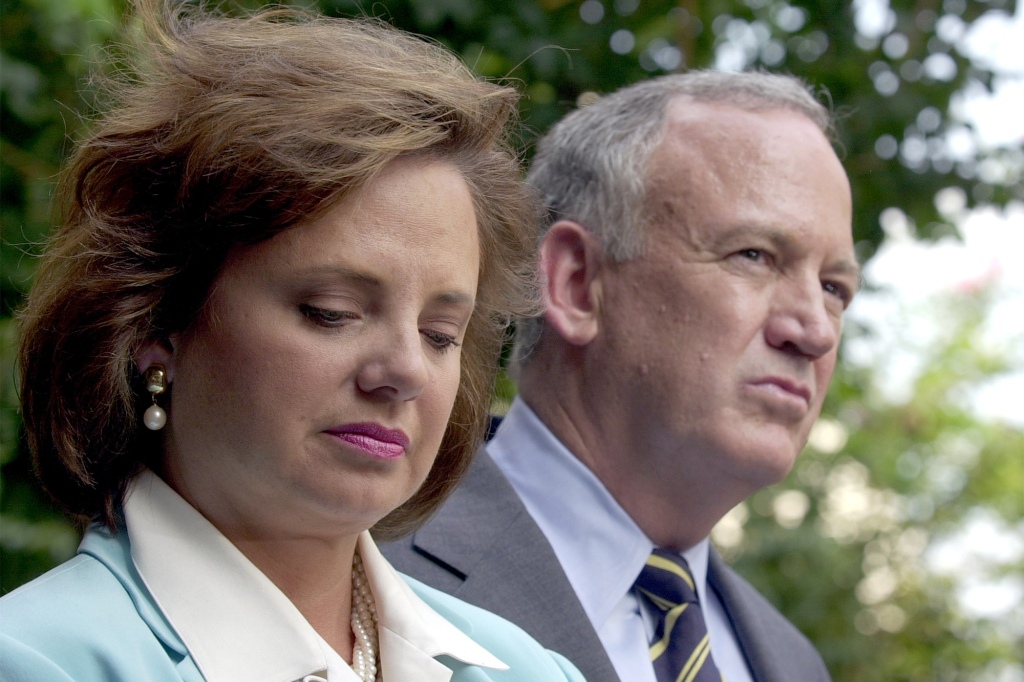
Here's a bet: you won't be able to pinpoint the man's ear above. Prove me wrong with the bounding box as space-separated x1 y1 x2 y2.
135 337 176 382
539 220 604 347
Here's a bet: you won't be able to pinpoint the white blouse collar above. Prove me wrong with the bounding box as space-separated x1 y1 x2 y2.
124 469 506 682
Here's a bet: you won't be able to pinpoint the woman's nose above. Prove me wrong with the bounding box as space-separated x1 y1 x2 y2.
355 326 430 401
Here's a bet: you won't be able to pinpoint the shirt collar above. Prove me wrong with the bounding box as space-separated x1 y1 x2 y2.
357 532 507 674
124 470 505 682
488 398 713 627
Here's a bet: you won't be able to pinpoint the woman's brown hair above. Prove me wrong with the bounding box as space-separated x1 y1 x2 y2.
17 0 538 538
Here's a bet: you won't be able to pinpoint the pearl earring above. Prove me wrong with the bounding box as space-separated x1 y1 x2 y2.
143 364 168 431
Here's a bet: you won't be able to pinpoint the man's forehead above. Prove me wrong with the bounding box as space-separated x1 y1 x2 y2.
659 98 825 149
663 94 816 123
646 97 846 189
641 98 855 272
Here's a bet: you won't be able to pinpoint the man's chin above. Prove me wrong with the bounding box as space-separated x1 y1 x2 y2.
721 436 802 489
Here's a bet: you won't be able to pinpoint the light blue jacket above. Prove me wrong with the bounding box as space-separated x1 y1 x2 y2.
0 525 585 682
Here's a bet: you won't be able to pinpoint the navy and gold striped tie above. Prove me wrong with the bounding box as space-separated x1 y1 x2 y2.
635 549 725 682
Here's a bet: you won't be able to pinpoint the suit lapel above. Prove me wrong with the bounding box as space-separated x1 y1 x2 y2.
410 453 621 682
708 550 773 682
708 549 830 682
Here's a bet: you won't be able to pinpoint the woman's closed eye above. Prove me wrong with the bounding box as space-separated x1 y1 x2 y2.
422 329 461 353
300 304 358 327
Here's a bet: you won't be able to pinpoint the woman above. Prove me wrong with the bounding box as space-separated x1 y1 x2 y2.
0 2 583 681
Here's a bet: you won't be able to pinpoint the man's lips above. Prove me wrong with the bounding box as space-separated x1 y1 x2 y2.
325 422 410 460
749 376 812 405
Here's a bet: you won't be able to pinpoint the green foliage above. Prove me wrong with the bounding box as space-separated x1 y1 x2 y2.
318 0 1022 260
1 0 127 593
1 0 1021 678
1 0 124 311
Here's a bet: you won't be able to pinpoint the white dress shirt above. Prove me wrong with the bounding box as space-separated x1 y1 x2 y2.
487 398 754 682
123 469 507 682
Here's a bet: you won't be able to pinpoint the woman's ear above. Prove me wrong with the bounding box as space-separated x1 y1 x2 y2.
538 220 605 347
135 338 176 382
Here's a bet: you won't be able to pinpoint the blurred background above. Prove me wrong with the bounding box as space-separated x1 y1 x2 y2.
1 0 1022 679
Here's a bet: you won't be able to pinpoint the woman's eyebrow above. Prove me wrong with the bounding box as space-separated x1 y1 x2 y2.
298 266 476 306
433 291 476 307
299 265 382 288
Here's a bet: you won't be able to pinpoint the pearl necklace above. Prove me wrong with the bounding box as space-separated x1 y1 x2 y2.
350 552 380 682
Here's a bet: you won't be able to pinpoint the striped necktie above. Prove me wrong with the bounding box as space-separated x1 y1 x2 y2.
635 549 725 682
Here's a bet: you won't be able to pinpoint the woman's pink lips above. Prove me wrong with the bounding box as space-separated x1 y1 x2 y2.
325 423 409 461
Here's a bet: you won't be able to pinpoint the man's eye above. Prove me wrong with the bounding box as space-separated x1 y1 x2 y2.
423 330 460 353
823 281 852 307
733 248 770 264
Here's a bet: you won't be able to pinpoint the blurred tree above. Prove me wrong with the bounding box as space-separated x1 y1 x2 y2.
2 0 1021 678
1 0 126 594
317 0 1022 259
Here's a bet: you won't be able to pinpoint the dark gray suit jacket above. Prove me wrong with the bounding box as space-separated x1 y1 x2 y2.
381 452 831 682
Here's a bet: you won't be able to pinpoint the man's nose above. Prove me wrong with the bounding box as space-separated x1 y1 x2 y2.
764 277 841 359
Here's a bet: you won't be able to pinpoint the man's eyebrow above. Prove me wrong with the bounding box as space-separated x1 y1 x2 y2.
710 225 796 251
827 259 863 292
713 225 863 288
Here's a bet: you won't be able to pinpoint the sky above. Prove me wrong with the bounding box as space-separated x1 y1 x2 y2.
839 2 1024 653
846 203 1024 425
845 0 1024 427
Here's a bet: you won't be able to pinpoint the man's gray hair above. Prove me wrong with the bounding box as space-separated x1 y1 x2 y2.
512 70 834 369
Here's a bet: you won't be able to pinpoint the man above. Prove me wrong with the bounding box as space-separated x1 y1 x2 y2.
382 71 859 682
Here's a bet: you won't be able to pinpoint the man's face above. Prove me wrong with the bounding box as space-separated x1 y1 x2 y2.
591 101 858 500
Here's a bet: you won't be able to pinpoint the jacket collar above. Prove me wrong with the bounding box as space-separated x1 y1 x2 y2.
359 532 507 679
404 449 621 682
109 470 504 682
